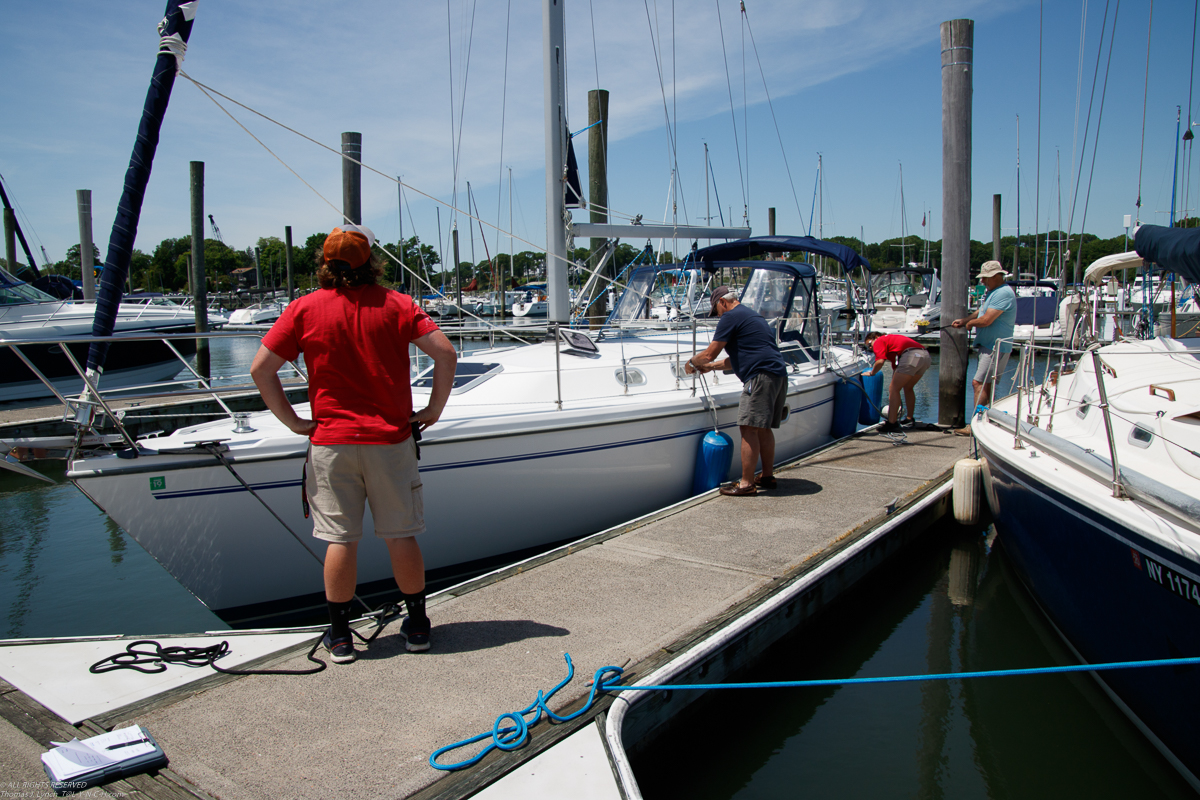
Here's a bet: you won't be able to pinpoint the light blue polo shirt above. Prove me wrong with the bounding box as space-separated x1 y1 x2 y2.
975 284 1016 354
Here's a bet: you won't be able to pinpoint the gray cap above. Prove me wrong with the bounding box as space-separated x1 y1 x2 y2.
710 285 736 314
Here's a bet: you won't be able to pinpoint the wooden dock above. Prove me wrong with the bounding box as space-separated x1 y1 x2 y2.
0 427 972 799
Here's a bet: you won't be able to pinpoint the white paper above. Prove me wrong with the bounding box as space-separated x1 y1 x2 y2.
41 725 154 782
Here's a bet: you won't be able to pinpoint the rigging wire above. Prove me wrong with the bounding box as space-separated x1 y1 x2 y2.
1034 0 1042 277
741 3 749 225
642 0 688 230
1074 0 1121 273
1065 0 1113 283
714 1 748 217
1183 0 1198 223
739 3 807 234
493 0 512 271
1136 0 1154 225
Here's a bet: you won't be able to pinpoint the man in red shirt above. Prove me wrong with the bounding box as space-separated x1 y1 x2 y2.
865 331 930 434
251 224 456 663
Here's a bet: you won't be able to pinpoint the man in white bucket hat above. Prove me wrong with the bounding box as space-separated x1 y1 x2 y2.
950 260 1016 435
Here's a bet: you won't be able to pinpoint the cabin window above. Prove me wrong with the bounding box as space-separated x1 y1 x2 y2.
412 362 501 394
1128 424 1154 449
615 366 647 387
1076 394 1093 419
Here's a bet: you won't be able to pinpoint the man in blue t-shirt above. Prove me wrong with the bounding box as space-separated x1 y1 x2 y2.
951 260 1016 434
685 286 788 496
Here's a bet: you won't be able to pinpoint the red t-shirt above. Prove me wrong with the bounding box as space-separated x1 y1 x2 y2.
871 334 926 368
262 286 440 445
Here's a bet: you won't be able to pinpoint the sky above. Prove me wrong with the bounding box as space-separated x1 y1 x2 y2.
1 0 1198 273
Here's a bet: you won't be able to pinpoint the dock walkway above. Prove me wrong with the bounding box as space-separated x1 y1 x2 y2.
0 428 971 799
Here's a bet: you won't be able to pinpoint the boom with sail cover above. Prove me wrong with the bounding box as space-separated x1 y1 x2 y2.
87 1 198 376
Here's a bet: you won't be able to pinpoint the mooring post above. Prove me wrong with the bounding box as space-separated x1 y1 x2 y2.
588 88 609 327
190 161 209 380
3 208 16 277
992 194 1002 263
284 225 294 301
77 190 96 300
342 132 362 226
939 19 973 428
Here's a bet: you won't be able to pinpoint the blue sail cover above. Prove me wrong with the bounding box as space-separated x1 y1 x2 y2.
691 235 872 274
1134 225 1200 284
88 1 197 373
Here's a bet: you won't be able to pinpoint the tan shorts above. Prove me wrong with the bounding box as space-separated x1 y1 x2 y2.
895 348 931 378
306 439 425 543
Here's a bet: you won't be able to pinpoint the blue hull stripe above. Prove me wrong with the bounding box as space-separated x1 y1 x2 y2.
150 394 832 500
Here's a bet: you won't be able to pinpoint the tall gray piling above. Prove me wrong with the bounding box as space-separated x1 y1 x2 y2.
284 225 295 301
190 162 209 379
992 194 1001 262
3 209 16 276
588 89 609 326
342 132 362 225
939 19 973 428
77 190 96 300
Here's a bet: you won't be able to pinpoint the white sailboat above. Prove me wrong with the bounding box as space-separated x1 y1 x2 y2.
61 1 872 625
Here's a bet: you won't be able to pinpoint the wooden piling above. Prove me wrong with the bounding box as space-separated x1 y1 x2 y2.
341 132 362 225
189 161 209 380
76 190 96 300
588 89 610 326
284 225 294 301
939 19 973 428
3 209 15 276
992 194 1002 263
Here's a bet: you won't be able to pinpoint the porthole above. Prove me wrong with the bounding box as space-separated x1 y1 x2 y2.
615 367 647 387
1128 423 1154 449
1076 394 1093 419
780 405 791 423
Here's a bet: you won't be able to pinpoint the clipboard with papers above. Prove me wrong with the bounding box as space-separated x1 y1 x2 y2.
41 724 167 796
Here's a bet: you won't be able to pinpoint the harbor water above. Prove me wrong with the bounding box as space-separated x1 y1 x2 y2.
631 519 1197 799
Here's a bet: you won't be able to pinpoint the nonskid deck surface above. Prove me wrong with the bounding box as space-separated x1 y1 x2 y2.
0 429 969 800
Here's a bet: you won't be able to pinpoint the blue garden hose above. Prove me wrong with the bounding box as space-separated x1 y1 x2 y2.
429 652 1200 771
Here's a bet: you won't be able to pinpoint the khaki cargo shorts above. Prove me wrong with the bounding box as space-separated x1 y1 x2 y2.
895 348 931 378
306 439 425 543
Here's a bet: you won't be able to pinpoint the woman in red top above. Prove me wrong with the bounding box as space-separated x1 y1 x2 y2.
865 331 931 433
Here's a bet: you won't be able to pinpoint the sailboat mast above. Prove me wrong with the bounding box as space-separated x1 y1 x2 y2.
543 0 569 322
1015 114 1021 275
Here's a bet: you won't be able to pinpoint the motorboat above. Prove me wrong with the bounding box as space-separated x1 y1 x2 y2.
65 237 872 625
971 224 1200 790
0 267 202 402
225 298 288 328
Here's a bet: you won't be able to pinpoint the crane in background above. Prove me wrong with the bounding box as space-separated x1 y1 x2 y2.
208 214 224 244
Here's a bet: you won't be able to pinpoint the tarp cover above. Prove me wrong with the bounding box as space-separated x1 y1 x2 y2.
1083 251 1143 284
1134 225 1200 283
692 236 872 274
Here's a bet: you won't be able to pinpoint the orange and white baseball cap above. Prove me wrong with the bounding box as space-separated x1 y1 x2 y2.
323 224 376 268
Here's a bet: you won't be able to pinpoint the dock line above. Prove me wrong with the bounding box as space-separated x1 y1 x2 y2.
431 652 1200 772
429 653 624 771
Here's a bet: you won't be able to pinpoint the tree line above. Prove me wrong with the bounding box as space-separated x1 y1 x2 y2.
5 219 1195 294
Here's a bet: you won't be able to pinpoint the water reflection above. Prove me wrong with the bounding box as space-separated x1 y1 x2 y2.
632 521 1195 799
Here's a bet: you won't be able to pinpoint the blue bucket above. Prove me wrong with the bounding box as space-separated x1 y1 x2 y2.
692 430 734 494
859 372 884 425
831 377 863 438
